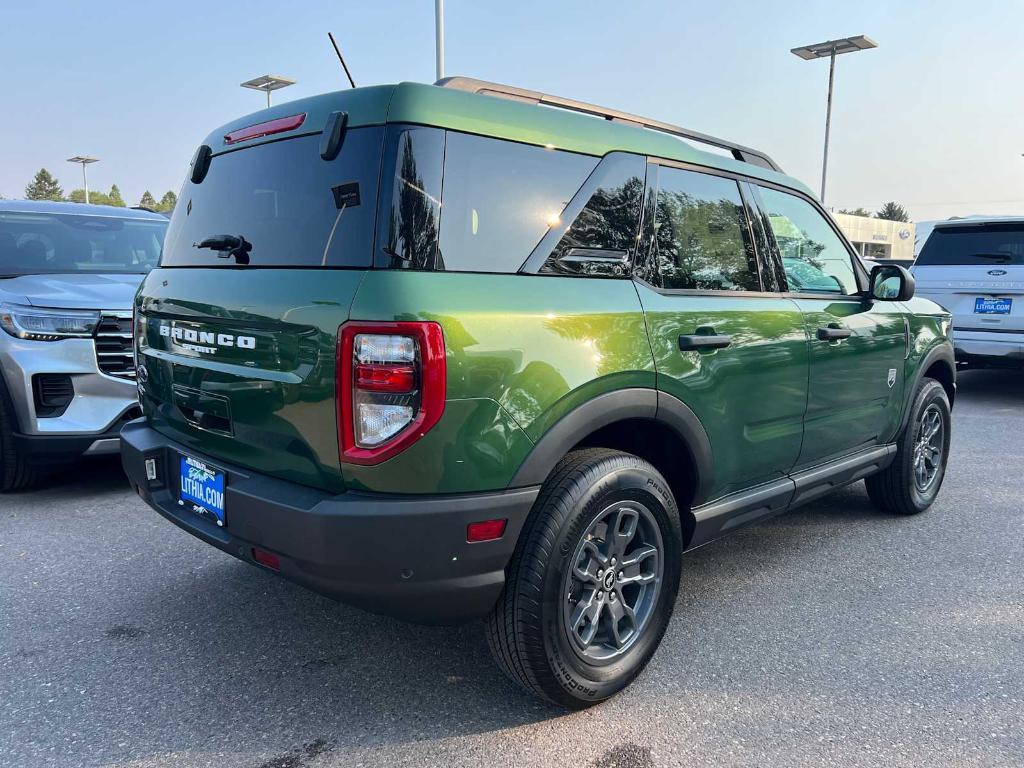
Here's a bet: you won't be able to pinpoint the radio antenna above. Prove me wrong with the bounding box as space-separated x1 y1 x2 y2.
328 32 357 89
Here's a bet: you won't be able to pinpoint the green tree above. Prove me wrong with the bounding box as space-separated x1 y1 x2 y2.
107 184 125 207
838 207 871 217
25 168 64 201
875 201 910 222
68 189 114 205
138 190 157 210
156 190 177 212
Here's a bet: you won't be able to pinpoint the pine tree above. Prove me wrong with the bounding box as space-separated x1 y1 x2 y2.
156 190 177 212
25 168 64 201
138 190 157 210
108 184 126 207
875 202 911 222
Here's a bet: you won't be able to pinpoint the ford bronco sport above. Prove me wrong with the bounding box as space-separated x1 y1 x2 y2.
122 78 955 708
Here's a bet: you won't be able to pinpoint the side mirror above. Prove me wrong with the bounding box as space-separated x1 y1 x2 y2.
870 263 915 301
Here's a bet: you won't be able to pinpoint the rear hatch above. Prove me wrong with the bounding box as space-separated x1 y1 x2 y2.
137 92 391 492
912 220 1024 336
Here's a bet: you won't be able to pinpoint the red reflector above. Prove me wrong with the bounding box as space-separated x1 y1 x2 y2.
467 519 507 543
252 547 281 570
224 113 306 145
355 363 415 393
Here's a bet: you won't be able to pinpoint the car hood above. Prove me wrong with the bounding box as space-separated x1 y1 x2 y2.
0 273 145 310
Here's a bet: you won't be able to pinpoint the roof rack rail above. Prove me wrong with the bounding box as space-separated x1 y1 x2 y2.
435 76 782 173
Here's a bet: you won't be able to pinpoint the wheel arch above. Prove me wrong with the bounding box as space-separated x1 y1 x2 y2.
508 389 715 531
904 342 956 433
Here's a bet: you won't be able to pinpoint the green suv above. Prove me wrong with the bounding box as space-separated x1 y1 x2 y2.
121 78 955 708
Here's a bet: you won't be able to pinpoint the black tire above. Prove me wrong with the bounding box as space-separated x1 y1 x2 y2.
865 378 951 515
0 376 38 492
486 448 682 708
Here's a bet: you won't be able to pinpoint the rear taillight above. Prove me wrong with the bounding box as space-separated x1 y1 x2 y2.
337 321 445 465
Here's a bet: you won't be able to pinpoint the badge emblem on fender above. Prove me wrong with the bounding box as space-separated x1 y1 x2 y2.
887 368 897 388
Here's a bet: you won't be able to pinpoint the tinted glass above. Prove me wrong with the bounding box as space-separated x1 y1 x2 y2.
376 127 444 269
163 127 384 268
538 153 645 277
0 211 166 276
917 223 1024 266
652 167 759 291
438 133 597 272
758 186 857 294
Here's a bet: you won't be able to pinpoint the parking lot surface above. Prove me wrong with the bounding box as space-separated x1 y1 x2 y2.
2 370 1022 768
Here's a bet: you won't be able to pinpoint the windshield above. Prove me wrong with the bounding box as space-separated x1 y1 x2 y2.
0 211 167 276
917 222 1024 266
162 127 384 268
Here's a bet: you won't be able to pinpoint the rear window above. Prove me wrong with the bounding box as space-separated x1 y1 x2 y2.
0 211 166 276
917 223 1024 266
162 127 384 268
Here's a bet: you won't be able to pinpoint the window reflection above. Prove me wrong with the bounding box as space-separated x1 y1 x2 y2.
652 168 760 291
378 128 444 269
758 186 857 294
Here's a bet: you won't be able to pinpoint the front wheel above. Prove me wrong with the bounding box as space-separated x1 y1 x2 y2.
866 378 951 515
486 448 682 708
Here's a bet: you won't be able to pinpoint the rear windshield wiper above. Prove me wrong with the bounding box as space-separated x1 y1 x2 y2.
195 234 252 265
970 252 1013 262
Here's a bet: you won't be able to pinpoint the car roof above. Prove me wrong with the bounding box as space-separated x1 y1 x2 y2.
0 199 168 221
204 80 811 197
932 215 1024 229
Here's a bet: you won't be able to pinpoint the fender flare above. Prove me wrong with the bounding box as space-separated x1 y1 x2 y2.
900 342 955 433
508 388 715 507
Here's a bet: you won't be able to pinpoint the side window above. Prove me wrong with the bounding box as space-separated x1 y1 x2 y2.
437 133 598 273
376 127 444 269
757 186 858 294
537 153 646 276
652 166 760 291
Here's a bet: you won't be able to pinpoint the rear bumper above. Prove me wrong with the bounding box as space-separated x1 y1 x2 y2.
120 419 538 624
952 331 1024 367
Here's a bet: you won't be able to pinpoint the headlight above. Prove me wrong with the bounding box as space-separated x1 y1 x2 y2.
0 303 100 341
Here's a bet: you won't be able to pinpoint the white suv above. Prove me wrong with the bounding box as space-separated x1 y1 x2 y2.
0 200 168 490
912 217 1023 369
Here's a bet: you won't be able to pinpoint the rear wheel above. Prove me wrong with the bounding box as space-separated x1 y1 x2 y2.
866 378 950 515
0 378 38 492
486 448 682 708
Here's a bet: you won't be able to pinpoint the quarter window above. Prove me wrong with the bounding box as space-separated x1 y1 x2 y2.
651 167 760 291
757 186 858 294
537 153 646 276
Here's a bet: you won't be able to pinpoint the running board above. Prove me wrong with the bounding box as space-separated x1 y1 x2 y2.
687 444 897 550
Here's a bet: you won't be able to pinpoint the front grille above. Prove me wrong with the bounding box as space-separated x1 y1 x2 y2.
95 311 135 380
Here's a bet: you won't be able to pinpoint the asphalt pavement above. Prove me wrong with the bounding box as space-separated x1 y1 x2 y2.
2 370 1022 768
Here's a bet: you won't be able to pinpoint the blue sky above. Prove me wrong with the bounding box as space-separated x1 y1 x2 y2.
3 1 1022 220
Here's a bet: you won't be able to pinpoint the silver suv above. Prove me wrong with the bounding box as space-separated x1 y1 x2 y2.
0 200 168 490
913 217 1023 369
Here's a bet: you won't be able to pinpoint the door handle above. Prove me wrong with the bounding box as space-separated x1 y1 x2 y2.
816 325 853 341
679 332 732 351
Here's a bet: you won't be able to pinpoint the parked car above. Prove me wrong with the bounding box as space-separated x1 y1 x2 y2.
121 78 955 708
0 200 167 490
912 217 1023 368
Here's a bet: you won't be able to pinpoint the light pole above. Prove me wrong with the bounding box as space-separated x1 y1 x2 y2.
240 75 296 108
66 156 99 204
435 0 445 81
791 35 877 203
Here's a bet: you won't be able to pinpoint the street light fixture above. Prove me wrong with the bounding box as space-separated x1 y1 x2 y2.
66 156 99 204
240 75 296 108
791 35 878 203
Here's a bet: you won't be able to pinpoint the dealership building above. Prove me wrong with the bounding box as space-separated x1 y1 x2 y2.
832 213 915 262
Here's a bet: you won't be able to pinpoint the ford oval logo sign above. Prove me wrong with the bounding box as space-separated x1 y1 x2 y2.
988 269 1008 276
898 228 911 240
